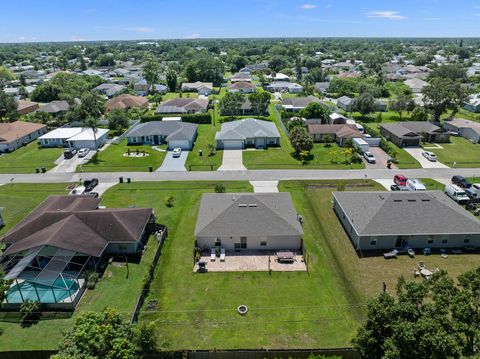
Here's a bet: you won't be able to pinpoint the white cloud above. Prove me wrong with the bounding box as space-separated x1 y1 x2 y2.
126 27 154 34
367 10 406 20
301 4 317 9
184 33 201 39
70 35 87 41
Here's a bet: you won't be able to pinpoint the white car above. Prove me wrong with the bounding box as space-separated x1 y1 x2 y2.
172 148 182 158
363 152 376 164
77 148 90 158
422 151 437 162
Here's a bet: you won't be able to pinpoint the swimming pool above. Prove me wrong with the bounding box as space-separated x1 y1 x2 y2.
6 277 80 304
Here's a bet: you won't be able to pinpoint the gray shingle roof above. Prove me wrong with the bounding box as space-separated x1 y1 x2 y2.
281 95 327 108
380 121 442 138
216 118 280 141
156 98 209 114
333 191 480 236
37 100 70 113
195 193 304 238
127 121 197 142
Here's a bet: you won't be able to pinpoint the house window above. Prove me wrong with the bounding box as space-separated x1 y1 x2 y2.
260 241 267 246
370 239 377 246
441 239 448 244
118 244 127 251
427 239 434 244
240 237 247 249
214 238 221 247
464 238 470 244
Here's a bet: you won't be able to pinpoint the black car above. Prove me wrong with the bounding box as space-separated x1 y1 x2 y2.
390 184 401 191
63 148 77 159
83 178 99 192
452 175 471 189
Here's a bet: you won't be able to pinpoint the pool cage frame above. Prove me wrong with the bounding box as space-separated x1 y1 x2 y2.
2 245 96 305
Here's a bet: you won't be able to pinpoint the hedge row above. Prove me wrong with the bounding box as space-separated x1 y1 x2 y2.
141 113 212 124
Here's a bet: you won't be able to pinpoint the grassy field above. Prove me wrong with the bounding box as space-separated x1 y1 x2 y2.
0 184 160 350
81 140 167 172
0 142 62 174
243 104 365 169
139 181 367 350
423 136 480 168
185 124 223 171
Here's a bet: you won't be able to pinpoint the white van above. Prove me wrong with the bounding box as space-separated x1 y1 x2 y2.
406 178 426 191
465 183 480 199
445 184 470 204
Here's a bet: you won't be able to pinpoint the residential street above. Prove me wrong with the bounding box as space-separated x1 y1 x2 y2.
2 167 480 184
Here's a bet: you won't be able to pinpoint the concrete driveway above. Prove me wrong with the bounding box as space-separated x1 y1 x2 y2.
250 181 279 193
157 151 188 171
403 148 449 169
363 147 395 169
50 151 96 173
218 150 246 171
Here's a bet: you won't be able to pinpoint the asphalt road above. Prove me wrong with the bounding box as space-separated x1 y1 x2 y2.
1 168 480 184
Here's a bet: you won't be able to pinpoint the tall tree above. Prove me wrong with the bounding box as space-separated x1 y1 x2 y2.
289 126 313 154
0 66 15 89
389 94 415 120
219 92 244 116
166 69 178 92
353 92 376 117
422 77 469 121
85 117 99 150
143 57 161 95
299 102 331 123
248 91 270 116
74 92 106 121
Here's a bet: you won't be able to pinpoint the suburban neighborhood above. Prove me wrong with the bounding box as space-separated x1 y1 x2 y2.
1 2 480 359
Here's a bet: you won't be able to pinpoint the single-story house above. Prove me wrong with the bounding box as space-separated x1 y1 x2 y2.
404 78 428 94
281 96 327 112
333 190 480 251
337 96 354 112
0 195 156 307
315 82 330 93
227 82 257 94
37 100 70 114
266 82 303 93
220 98 256 116
329 113 348 124
4 87 20 97
230 72 252 83
194 193 303 251
16 100 39 115
92 83 126 98
156 98 209 114
0 121 47 152
126 121 197 150
380 121 450 147
267 73 290 82
216 118 280 149
464 94 480 113
39 127 109 149
307 124 363 146
106 94 149 111
181 81 213 96
444 118 480 144
134 80 168 96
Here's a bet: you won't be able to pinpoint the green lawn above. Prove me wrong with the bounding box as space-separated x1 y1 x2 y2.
162 92 198 101
80 140 167 172
243 104 364 169
185 124 223 171
130 180 367 350
0 184 160 350
0 141 62 174
423 137 480 168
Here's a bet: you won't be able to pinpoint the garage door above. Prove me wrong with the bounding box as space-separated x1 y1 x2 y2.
223 140 244 149
168 140 190 150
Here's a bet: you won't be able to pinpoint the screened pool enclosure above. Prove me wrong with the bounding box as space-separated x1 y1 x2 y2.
2 245 94 306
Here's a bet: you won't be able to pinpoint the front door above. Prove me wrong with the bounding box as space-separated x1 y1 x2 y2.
153 135 159 145
395 235 407 248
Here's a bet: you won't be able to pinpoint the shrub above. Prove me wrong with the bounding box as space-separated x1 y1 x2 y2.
214 183 226 193
141 112 212 124
20 300 40 326
86 271 99 289
165 194 174 207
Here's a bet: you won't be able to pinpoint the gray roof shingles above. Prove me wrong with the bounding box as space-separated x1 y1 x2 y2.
127 121 197 142
216 118 280 141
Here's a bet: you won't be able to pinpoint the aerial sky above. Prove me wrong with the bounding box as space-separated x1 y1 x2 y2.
1 0 480 42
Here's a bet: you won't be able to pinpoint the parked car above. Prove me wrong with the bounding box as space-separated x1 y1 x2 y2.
394 174 408 187
63 148 77 159
391 184 401 191
465 183 480 199
83 178 99 192
445 184 470 204
422 151 437 162
172 148 182 158
363 151 376 164
452 175 472 189
406 178 426 191
77 148 90 157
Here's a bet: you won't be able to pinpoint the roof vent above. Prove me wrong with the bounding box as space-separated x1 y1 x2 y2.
421 199 430 202
238 204 247 207
393 199 402 202
248 204 257 207
408 199 416 202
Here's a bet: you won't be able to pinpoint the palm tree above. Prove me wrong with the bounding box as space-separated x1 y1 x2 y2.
85 117 98 150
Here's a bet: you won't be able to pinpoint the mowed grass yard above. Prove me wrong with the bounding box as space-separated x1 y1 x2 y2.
243 105 364 169
185 124 223 171
139 181 364 350
0 184 160 350
423 136 480 168
0 142 62 174
81 139 167 172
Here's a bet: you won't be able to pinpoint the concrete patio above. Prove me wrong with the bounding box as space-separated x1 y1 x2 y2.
193 251 307 272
